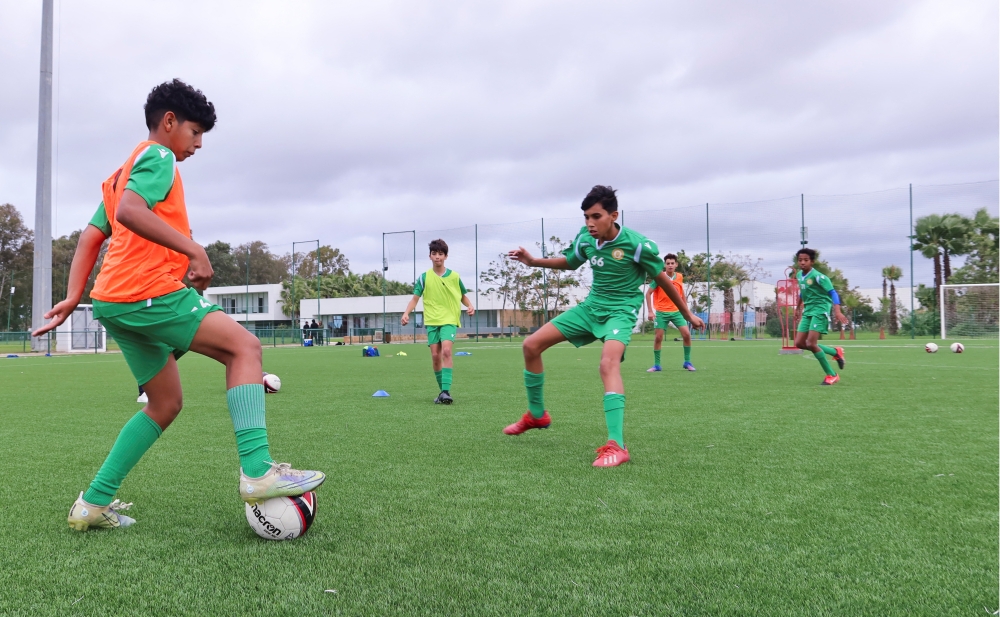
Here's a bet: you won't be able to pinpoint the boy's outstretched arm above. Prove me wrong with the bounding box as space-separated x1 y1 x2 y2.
508 247 571 270
829 289 849 325
652 271 704 329
32 224 106 335
401 295 420 325
461 294 475 316
116 189 213 289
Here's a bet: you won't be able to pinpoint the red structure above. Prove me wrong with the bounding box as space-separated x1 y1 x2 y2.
776 269 802 354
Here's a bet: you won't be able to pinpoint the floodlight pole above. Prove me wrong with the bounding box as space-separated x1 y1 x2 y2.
31 0 54 351
6 285 14 331
800 194 807 246
475 224 479 341
541 218 547 324
381 233 386 340
244 245 249 327
909 183 915 339
705 203 711 335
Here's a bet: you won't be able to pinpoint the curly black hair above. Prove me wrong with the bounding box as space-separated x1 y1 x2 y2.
796 248 818 261
144 79 217 131
581 185 618 212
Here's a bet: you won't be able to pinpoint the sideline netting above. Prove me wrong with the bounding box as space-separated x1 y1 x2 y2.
939 284 999 339
380 181 999 341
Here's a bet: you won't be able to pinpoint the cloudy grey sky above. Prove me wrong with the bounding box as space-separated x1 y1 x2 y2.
1 0 997 287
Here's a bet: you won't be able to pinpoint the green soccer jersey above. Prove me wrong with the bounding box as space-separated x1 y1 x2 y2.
88 144 178 236
562 224 663 314
797 267 835 315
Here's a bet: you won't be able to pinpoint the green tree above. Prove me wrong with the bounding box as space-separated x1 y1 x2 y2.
0 204 34 330
234 241 289 285
296 246 350 278
881 265 903 335
951 208 999 284
204 241 241 287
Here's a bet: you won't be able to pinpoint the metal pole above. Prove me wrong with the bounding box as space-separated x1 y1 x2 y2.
382 233 386 341
412 231 416 343
475 224 479 341
245 245 249 328
315 239 320 341
800 194 807 246
31 0 54 351
6 285 13 331
541 218 547 324
705 203 711 338
291 246 297 329
938 283 946 340
909 183 915 339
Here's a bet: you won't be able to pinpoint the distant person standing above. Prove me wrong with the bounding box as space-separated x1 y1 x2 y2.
401 239 475 404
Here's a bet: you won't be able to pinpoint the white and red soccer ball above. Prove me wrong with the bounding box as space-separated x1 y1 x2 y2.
924 343 938 353
245 492 317 540
950 342 964 353
262 372 281 393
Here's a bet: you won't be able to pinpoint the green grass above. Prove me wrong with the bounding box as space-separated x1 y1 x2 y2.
1 336 996 616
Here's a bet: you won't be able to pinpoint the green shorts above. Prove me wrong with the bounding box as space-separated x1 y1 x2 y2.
654 311 687 330
797 312 830 335
426 324 457 346
94 287 221 385
551 304 637 348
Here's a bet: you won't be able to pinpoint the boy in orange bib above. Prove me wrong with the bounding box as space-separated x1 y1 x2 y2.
34 80 325 531
644 253 696 371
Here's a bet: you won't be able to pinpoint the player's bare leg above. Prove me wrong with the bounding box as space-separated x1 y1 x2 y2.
678 325 695 371
595 339 629 467
504 323 566 434
141 355 183 430
647 328 664 372
191 311 325 501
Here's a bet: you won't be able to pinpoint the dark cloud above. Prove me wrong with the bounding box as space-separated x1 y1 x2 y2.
0 0 996 286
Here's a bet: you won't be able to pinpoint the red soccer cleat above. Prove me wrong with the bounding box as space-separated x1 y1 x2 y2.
503 411 551 435
834 347 846 370
592 440 630 467
821 374 840 386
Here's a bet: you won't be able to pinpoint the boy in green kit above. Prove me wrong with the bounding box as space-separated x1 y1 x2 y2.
402 239 475 404
503 186 704 467
793 248 848 385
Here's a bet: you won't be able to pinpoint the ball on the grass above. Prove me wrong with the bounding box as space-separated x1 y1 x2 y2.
950 342 964 353
245 492 316 540
925 342 938 353
263 372 281 393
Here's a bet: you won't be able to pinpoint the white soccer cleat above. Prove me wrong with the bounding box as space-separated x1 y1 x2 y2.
240 462 326 504
67 492 136 531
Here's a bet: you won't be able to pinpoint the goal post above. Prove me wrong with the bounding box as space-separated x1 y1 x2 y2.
939 283 999 340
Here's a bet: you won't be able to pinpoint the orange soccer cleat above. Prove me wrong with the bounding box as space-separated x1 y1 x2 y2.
503 411 551 435
592 440 630 467
821 374 840 386
834 347 846 370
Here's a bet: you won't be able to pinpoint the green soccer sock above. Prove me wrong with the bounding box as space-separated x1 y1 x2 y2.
441 368 453 392
227 384 274 478
653 349 661 366
819 344 837 357
813 351 837 377
603 393 626 448
434 370 443 390
683 346 692 363
83 411 162 507
524 370 545 418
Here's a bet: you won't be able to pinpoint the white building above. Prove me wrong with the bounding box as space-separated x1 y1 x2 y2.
203 284 290 330
55 304 106 353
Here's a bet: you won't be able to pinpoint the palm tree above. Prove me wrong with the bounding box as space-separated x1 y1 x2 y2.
940 214 972 282
912 214 947 304
842 293 861 340
883 265 903 335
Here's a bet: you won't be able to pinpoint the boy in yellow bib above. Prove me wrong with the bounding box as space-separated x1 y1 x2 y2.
402 239 475 404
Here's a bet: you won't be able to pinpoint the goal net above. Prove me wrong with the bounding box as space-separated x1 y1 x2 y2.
940 283 999 339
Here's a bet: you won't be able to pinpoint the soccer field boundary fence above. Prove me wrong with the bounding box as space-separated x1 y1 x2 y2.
381 180 999 341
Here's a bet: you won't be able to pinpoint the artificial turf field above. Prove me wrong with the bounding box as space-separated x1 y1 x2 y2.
1 336 997 616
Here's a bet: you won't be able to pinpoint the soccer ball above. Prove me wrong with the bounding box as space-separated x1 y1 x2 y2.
925 343 938 353
245 492 317 540
950 342 965 353
263 372 281 393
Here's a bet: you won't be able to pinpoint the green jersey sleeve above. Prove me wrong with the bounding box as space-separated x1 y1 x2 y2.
88 202 112 236
413 273 426 296
459 278 468 294
815 272 835 293
636 238 664 279
561 229 589 270
649 280 658 289
125 145 176 208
